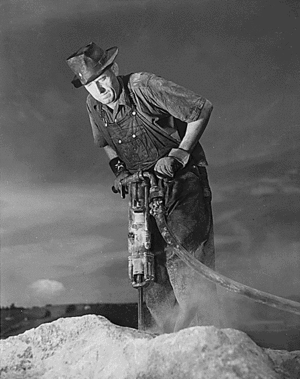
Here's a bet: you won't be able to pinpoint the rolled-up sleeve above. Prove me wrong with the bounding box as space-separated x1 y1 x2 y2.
145 74 207 123
86 99 108 148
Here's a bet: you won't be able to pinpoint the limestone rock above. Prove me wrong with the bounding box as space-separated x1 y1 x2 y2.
0 315 299 379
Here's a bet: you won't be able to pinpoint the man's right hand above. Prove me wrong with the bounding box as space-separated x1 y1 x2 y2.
112 170 131 196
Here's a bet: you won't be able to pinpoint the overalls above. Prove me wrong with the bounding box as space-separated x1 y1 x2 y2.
89 84 220 333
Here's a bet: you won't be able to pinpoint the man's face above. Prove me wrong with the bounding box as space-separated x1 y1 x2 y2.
84 68 119 106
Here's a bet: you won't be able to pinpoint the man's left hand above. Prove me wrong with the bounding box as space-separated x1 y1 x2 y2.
154 157 183 179
154 148 190 179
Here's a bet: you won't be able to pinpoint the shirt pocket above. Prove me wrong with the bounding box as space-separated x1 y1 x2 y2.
113 123 160 170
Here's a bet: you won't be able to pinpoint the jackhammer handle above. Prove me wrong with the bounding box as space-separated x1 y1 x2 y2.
111 171 149 199
121 171 158 187
111 171 145 197
112 169 159 200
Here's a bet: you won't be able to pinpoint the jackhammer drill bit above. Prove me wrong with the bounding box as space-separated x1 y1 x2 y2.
137 275 144 330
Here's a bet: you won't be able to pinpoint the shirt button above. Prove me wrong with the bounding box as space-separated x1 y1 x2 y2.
118 140 122 144
132 134 136 138
132 111 136 116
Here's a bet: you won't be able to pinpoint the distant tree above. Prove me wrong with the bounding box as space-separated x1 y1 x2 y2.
10 303 16 309
65 304 76 314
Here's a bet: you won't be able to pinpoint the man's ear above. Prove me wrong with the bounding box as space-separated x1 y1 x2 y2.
111 62 119 76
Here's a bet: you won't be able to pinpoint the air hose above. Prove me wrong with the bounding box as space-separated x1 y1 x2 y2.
151 198 300 315
120 171 300 316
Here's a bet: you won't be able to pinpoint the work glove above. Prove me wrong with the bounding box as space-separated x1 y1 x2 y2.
154 148 190 179
154 157 183 179
113 170 131 195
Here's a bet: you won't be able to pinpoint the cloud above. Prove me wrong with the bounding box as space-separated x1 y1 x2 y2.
282 186 300 195
250 185 276 196
29 279 65 297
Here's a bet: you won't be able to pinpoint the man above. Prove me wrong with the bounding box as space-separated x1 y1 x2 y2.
66 42 220 333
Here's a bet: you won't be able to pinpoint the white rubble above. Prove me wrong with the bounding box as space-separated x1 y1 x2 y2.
0 315 299 379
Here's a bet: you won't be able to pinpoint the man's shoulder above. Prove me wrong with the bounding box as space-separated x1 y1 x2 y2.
86 93 98 108
128 72 178 94
127 72 155 89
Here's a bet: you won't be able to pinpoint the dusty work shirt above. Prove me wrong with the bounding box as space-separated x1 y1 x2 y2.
86 72 208 171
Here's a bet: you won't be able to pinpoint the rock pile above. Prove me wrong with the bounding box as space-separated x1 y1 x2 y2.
1 315 299 378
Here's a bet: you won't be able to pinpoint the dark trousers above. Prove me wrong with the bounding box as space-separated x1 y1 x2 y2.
144 165 220 333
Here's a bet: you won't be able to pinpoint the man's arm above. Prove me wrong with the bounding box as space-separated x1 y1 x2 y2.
104 145 131 195
177 99 213 154
154 99 213 178
86 99 109 148
86 99 130 192
104 145 119 160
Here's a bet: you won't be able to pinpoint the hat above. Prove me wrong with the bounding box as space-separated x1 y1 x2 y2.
66 42 119 88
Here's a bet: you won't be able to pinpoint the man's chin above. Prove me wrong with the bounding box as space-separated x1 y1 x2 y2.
99 95 114 104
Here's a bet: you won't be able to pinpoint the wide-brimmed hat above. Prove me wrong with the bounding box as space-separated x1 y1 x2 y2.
66 42 119 88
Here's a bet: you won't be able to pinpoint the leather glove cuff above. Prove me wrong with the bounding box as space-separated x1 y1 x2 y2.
168 148 190 167
109 157 128 177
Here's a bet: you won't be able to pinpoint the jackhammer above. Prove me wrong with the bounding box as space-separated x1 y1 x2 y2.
118 171 160 330
114 170 300 331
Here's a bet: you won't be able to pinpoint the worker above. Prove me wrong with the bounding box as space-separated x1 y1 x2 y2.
66 42 220 333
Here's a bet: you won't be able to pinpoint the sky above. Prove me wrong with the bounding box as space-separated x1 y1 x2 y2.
0 0 299 318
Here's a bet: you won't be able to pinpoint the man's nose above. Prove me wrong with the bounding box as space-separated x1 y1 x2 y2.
96 82 106 94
